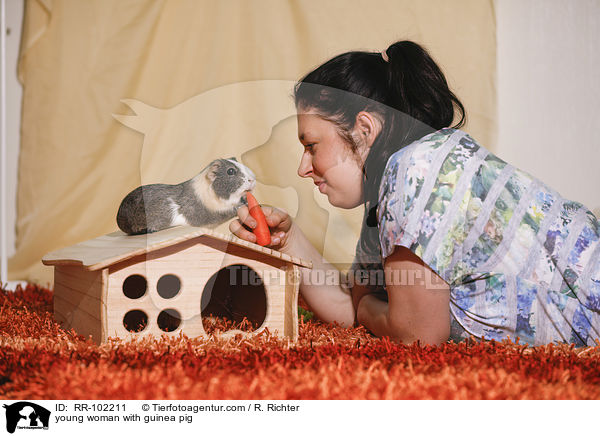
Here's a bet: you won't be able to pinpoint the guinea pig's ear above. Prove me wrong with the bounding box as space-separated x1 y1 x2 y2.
206 161 221 182
229 157 237 162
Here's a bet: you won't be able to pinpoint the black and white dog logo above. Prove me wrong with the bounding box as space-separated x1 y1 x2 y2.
3 402 50 433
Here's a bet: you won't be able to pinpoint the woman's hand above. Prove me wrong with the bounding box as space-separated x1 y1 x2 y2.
351 283 374 313
231 203 356 328
230 204 296 252
351 283 388 325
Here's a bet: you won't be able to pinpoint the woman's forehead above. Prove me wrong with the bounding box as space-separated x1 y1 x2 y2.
297 112 328 136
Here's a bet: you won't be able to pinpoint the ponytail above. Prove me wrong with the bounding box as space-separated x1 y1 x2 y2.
383 41 465 131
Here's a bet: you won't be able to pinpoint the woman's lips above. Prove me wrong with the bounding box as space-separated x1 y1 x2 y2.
316 181 326 193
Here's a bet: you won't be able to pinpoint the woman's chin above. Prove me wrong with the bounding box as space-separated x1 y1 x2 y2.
326 193 361 209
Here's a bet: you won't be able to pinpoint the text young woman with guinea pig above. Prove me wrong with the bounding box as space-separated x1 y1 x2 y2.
230 40 600 347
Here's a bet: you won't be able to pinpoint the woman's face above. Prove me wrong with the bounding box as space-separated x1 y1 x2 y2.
296 110 374 209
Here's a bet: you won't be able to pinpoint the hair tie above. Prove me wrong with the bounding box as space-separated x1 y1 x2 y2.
381 49 389 63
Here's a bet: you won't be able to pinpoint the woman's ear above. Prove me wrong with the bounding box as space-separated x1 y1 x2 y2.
354 111 382 147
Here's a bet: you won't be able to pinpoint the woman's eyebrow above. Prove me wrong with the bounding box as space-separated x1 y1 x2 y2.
299 132 316 142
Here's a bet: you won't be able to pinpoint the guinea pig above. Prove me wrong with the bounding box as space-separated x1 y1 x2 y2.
116 157 256 235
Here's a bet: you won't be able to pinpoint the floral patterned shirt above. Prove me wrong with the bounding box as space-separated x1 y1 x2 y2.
370 128 600 346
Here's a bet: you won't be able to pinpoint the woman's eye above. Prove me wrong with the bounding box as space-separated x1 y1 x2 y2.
227 168 236 175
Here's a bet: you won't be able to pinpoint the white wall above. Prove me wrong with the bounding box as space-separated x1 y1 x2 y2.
3 0 23 258
496 0 600 215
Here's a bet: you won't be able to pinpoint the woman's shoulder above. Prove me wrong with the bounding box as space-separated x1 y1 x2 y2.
376 127 488 267
383 128 475 174
380 127 478 194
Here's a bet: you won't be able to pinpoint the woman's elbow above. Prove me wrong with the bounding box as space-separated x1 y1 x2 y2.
403 332 449 347
387 316 450 346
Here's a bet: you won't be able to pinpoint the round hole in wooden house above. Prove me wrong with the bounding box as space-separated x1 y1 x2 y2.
122 274 147 299
157 308 182 332
201 264 267 334
157 274 181 299
123 309 149 333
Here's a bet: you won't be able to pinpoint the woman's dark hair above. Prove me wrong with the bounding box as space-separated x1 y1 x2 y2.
294 40 466 265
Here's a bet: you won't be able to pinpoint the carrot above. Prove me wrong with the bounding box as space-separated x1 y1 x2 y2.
246 192 271 246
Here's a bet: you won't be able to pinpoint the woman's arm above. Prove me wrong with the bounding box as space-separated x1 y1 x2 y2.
356 245 450 345
230 204 356 327
283 223 356 328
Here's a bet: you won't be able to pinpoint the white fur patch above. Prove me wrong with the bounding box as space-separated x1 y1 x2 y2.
232 159 257 195
191 175 229 212
169 199 189 226
234 159 256 182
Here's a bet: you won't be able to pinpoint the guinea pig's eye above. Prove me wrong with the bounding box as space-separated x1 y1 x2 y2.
227 168 236 175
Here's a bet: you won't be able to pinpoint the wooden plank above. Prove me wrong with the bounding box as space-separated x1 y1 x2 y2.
53 284 103 321
52 266 106 344
55 270 102 301
100 268 109 342
54 294 103 342
54 266 105 298
42 226 313 271
53 295 73 325
284 265 300 341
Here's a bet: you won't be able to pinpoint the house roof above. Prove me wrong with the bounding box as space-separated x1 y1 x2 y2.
42 225 313 271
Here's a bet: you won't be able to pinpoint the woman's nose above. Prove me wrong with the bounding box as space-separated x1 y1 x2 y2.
297 152 312 178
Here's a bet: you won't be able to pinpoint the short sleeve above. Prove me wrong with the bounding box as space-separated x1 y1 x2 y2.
376 128 466 283
377 145 420 260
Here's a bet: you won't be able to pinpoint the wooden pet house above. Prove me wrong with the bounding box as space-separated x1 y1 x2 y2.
42 226 312 344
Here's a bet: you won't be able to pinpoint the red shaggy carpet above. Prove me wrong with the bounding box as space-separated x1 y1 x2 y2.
1 284 600 400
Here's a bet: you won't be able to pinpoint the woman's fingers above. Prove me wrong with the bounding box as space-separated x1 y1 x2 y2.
230 206 257 242
261 205 292 232
266 230 287 247
231 203 292 246
236 205 256 229
229 218 257 243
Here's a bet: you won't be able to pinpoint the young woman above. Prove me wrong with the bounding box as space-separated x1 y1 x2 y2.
230 40 600 347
